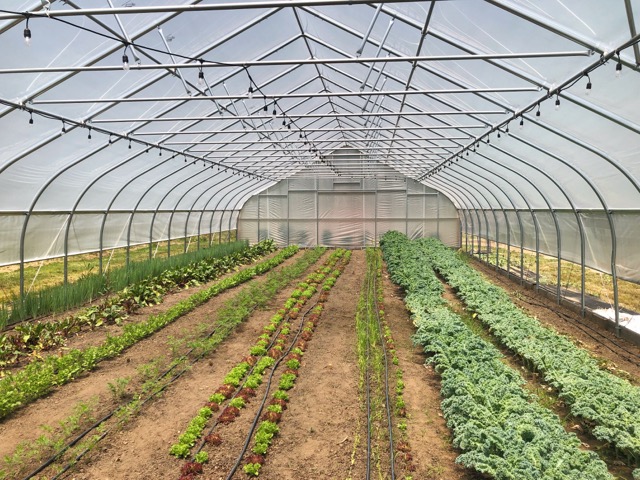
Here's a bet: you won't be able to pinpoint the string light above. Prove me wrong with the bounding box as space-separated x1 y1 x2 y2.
23 18 31 46
28 110 33 124
555 93 561 110
248 85 254 99
87 126 92 139
272 105 277 120
128 139 132 149
505 123 510 135
61 121 66 133
122 46 130 71
615 53 623 78
519 117 524 129
535 103 541 117
585 73 592 95
198 69 205 87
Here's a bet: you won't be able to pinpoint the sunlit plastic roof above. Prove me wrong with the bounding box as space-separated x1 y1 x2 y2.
0 1 639 275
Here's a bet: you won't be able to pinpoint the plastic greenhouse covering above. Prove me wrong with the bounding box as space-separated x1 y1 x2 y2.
0 1 639 328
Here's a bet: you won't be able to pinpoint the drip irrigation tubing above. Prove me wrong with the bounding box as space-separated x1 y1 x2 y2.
469 256 640 366
224 281 329 479
371 251 395 480
25 302 257 480
365 263 372 480
191 273 329 458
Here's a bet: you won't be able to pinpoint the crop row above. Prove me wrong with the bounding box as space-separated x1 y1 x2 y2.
169 248 345 462
0 240 277 370
1 240 251 327
418 236 640 472
242 251 351 477
380 231 613 480
0 244 297 420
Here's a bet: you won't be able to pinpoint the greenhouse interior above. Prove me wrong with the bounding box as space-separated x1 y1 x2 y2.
1 1 640 479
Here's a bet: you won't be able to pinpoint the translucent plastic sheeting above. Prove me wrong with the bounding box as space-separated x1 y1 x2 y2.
462 208 640 283
238 177 460 247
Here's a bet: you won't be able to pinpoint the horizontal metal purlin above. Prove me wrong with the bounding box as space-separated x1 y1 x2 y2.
91 113 491 123
189 146 452 152
0 0 436 20
32 88 537 105
0 50 590 75
137 127 479 135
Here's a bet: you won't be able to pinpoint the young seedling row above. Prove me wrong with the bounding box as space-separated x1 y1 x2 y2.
6 245 322 480
170 248 351 478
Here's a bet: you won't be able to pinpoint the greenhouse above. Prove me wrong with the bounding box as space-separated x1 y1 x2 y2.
1 1 640 479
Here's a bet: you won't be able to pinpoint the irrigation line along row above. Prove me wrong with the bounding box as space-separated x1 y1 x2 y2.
370 250 395 480
31 302 256 480
476 259 640 365
364 262 372 480
224 265 342 480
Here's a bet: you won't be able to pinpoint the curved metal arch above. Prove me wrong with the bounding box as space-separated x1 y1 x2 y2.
444 165 520 273
150 169 239 257
507 134 614 317
423 176 482 255
179 174 243 253
425 173 495 262
453 160 534 283
199 176 263 243
220 180 269 242
384 10 640 190
473 149 562 295
175 176 265 254
208 177 270 243
224 183 272 239
479 144 585 309
16 135 112 296
425 170 514 275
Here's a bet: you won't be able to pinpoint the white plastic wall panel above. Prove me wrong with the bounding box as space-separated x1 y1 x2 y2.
377 192 406 219
22 214 67 262
614 212 640 282
238 176 460 247
258 196 287 219
288 192 316 219
0 215 23 267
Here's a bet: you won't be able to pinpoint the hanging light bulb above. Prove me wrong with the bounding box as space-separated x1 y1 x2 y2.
109 135 113 145
615 59 622 78
248 85 254 99
28 110 33 124
519 117 524 129
555 94 561 110
198 69 205 87
505 123 510 135
287 123 291 130
23 19 31 46
61 121 66 134
272 106 277 120
497 131 501 140
87 127 92 140
535 103 541 118
122 46 130 71
282 119 286 127
585 74 592 95
128 139 132 149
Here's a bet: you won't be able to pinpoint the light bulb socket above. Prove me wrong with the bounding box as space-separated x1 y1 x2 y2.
198 70 205 86
248 86 254 99
122 54 130 70
24 27 31 45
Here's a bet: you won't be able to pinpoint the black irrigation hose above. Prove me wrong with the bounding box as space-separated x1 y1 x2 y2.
191 286 320 458
477 259 640 365
371 253 395 480
224 293 322 480
27 300 261 480
364 268 372 480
